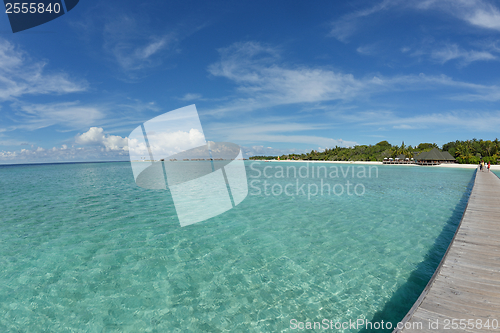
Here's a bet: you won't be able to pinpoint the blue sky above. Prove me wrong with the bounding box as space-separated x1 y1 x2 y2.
1 0 500 163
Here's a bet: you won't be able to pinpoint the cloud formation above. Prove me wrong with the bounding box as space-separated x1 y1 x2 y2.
416 0 500 31
405 43 497 66
96 12 180 77
330 0 500 43
2 127 132 163
360 109 500 132
0 144 128 164
128 128 206 159
13 102 106 131
241 145 309 157
0 39 87 101
329 0 397 42
206 41 500 117
432 44 496 65
179 93 202 101
205 116 357 148
76 127 128 151
207 42 371 114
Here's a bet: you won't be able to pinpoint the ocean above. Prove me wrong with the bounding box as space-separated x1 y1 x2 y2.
0 161 475 332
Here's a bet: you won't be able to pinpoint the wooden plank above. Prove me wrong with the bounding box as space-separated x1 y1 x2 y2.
396 170 500 333
419 299 498 321
440 264 500 283
438 266 500 286
410 308 489 333
417 296 500 319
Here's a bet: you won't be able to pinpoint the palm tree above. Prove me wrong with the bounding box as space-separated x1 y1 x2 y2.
455 142 472 163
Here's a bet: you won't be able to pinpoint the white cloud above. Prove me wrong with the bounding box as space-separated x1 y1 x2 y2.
467 7 500 30
392 124 415 129
136 38 168 59
376 72 500 100
430 44 496 65
329 0 398 42
13 102 106 130
240 145 310 157
0 38 87 101
179 93 202 101
362 110 500 132
111 36 173 72
102 15 176 73
205 103 500 143
148 128 205 154
207 42 369 114
206 42 500 116
237 133 356 148
75 127 106 145
337 0 500 36
205 117 357 149
128 128 206 159
104 133 129 151
356 44 379 56
416 0 500 31
72 6 210 80
118 98 161 113
0 144 130 164
241 145 283 157
455 90 500 102
0 138 29 146
76 127 128 151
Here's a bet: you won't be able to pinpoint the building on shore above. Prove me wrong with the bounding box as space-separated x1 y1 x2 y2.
416 148 456 165
383 154 413 164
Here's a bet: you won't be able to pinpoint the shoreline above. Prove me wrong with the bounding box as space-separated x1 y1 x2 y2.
253 159 500 170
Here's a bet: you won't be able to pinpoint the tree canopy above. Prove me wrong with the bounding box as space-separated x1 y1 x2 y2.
249 139 500 164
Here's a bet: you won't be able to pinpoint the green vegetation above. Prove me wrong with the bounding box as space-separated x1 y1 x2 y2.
442 139 500 164
277 141 415 162
249 155 279 160
250 139 500 164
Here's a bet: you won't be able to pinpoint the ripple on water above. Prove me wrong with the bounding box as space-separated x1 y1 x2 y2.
0 162 474 332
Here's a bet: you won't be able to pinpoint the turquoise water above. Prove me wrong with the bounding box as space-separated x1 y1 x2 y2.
0 162 474 332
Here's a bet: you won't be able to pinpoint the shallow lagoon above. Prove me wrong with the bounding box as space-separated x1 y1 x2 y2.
0 162 475 332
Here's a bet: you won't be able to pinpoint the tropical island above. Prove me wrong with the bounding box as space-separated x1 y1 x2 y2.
249 139 500 165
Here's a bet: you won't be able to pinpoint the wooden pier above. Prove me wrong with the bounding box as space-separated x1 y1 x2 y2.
395 169 500 332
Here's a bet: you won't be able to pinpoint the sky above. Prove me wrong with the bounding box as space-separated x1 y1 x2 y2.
1 0 500 163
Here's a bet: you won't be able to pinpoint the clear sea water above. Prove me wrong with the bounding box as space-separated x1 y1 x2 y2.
0 161 475 332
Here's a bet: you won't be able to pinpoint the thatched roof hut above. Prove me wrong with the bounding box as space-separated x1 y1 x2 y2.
416 150 429 160
440 151 456 161
416 148 456 164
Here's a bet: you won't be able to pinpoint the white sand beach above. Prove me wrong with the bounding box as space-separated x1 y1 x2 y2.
258 159 500 171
